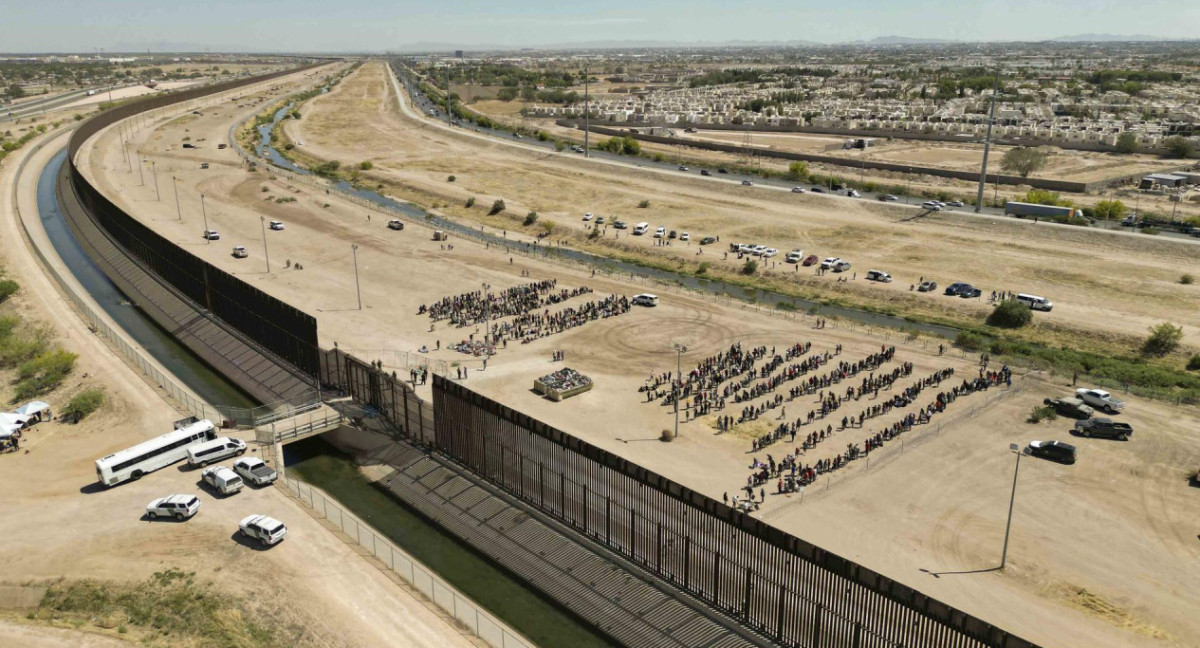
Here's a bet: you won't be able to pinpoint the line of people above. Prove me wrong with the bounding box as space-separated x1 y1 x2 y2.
487 295 631 344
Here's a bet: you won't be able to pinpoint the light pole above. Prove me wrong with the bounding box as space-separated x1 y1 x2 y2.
200 193 209 241
583 62 590 158
260 217 271 273
137 151 144 186
975 71 1000 214
151 161 159 201
1000 443 1024 570
172 177 182 220
673 343 687 439
351 244 362 310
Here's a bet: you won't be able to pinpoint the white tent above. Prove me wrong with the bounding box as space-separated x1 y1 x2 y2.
15 400 50 421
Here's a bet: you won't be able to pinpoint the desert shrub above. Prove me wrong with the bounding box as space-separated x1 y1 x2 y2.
15 348 77 399
359 161 373 170
1181 274 1194 285
696 262 711 276
64 389 105 422
638 200 650 208
954 331 985 352
0 316 49 367
0 279 18 302
489 199 506 215
523 211 538 226
311 160 341 177
741 259 758 275
1027 405 1057 423
447 175 456 182
465 196 476 208
987 300 1032 328
1187 355 1200 371
1143 322 1183 357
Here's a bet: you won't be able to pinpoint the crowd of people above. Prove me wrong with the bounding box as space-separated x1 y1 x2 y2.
420 280 594 328
486 295 631 344
738 345 898 427
640 342 773 405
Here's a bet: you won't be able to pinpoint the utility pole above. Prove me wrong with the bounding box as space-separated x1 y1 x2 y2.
200 193 209 241
137 153 144 186
260 217 271 273
673 343 687 439
975 71 1000 213
152 161 160 201
584 62 590 158
173 176 182 220
351 244 362 310
1001 443 1023 570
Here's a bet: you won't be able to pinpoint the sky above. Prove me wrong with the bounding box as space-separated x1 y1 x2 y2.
2 0 1198 52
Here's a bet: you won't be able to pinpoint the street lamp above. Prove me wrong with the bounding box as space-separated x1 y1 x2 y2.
151 161 159 201
173 176 181 220
260 217 271 273
351 244 362 310
200 193 209 242
1000 443 1024 570
673 343 687 439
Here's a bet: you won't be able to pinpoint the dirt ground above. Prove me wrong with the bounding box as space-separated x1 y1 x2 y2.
77 60 1200 648
2 78 481 648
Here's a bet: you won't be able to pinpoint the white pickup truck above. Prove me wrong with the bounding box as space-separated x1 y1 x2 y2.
1075 388 1124 414
233 457 278 486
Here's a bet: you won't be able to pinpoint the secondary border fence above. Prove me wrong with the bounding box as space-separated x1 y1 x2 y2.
282 476 536 648
431 375 1039 648
319 347 435 444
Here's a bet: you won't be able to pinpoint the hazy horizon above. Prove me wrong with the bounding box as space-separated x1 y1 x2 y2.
3 0 1199 53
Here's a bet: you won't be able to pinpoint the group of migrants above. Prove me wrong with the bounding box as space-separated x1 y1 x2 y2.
486 294 631 345
420 280 595 328
740 364 1015 496
740 345 897 428
639 342 775 405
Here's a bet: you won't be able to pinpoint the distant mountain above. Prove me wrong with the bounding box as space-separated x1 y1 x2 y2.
864 36 956 45
1048 34 1171 42
388 39 826 53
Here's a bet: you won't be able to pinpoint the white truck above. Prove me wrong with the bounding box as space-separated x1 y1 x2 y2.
233 457 278 486
202 466 244 496
1075 388 1124 414
1003 201 1085 221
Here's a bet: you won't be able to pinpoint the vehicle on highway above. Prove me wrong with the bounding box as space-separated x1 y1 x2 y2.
801 255 819 266
654 226 666 238
186 436 247 467
879 194 899 202
231 246 247 258
268 220 285 230
791 187 806 193
633 222 650 235
678 166 689 171
632 294 659 307
583 212 594 221
946 200 965 207
203 229 220 240
810 187 825 193
784 250 805 263
917 280 938 292
1015 293 1054 312
700 169 711 176
847 189 861 198
146 495 201 521
762 248 779 258
717 168 729 174
1025 440 1077 465
699 236 717 245
1075 388 1124 414
234 457 278 486
1073 418 1133 440
865 270 892 283
742 180 754 186
95 420 217 487
239 515 288 547
921 201 943 210
202 464 244 496
387 219 404 230
680 232 690 242
1043 397 1094 419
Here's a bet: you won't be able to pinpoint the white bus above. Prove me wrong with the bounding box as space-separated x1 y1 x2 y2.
95 420 217 487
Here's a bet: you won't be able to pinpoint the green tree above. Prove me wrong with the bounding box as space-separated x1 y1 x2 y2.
1092 199 1127 220
741 259 758 275
1115 132 1137 154
523 211 538 226
1021 189 1069 206
786 161 810 182
5 84 25 99
1163 136 1195 159
496 87 518 101
489 199 506 215
1001 147 1048 178
621 136 640 155
986 300 1032 329
359 161 373 170
1143 322 1183 357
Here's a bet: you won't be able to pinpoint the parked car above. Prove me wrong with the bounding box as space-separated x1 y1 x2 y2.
1075 388 1124 414
917 280 938 292
742 180 754 186
810 187 825 193
187 436 246 467
946 200 965 207
1073 418 1133 440
801 255 819 266
1043 397 1094 419
1025 440 1077 465
238 514 288 547
785 249 805 264
820 257 842 270
268 220 285 230
613 220 628 229
231 246 248 258
958 286 982 298
922 201 943 211
203 229 220 240
944 282 979 297
202 466 244 496
679 232 690 242
233 457 278 486
879 194 899 202
791 187 807 194
832 260 852 272
200 163 210 169
847 189 861 198
182 143 196 149
762 248 779 258
217 143 227 150
595 216 605 225
146 494 200 521
668 230 678 239
699 236 717 245
654 226 666 238
387 219 404 230
865 269 892 283
831 183 845 191
750 245 768 256
632 294 659 307
582 212 594 221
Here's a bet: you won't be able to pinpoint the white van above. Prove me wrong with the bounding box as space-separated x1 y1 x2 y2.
202 466 244 496
865 270 892 283
632 294 659 307
654 226 666 238
1015 293 1053 311
186 436 247 467
633 222 650 235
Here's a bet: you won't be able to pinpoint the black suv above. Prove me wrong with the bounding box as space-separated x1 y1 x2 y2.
1026 440 1076 465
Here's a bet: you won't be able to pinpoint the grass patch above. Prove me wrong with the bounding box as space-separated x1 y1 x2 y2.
1027 404 1057 423
15 348 77 400
64 388 105 422
36 569 290 648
